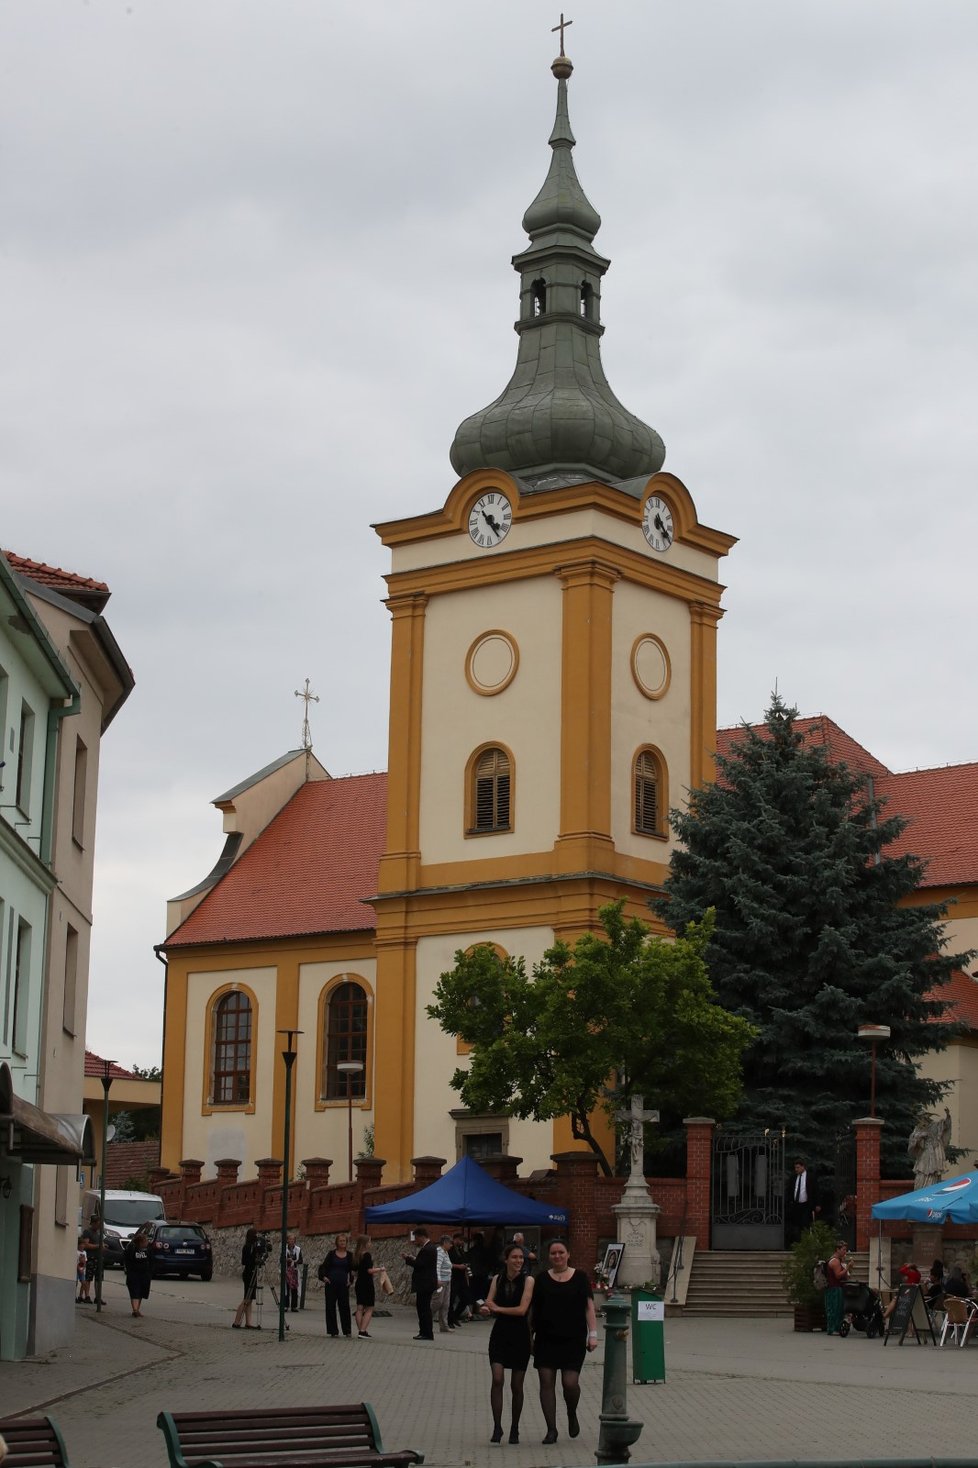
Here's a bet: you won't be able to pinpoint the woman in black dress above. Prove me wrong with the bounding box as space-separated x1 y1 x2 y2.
232 1227 262 1329
481 1243 535 1444
531 1239 597 1445
353 1234 380 1337
124 1227 153 1317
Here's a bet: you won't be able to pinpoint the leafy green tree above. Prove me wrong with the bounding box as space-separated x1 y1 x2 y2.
656 693 969 1178
428 901 755 1175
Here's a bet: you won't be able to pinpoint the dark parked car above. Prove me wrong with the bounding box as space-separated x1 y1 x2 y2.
145 1222 213 1281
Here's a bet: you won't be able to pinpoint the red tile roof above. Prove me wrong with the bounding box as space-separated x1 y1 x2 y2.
716 715 891 778
4 551 111 611
84 1050 135 1079
929 969 978 1033
877 763 978 889
164 773 387 948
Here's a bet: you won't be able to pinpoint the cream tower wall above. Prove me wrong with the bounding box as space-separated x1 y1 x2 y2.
413 927 558 1172
419 580 562 862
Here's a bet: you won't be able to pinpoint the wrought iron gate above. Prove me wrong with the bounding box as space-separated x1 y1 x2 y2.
712 1130 785 1249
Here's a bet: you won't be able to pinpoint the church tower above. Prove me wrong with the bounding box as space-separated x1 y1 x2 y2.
372 45 735 1180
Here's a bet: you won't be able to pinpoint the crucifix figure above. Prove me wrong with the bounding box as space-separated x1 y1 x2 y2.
294 679 320 752
551 12 573 57
616 1095 659 1178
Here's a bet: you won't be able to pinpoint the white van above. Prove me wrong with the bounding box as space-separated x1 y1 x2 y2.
82 1189 166 1268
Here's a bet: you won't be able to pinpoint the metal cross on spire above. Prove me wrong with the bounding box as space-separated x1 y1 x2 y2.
551 11 572 56
294 679 319 752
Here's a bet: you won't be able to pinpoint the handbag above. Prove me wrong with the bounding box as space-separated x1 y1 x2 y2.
380 1267 395 1297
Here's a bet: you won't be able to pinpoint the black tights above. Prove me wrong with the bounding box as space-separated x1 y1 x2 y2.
490 1365 525 1432
537 1366 580 1433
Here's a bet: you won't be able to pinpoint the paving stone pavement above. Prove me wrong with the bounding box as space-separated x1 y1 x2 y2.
2 1271 978 1467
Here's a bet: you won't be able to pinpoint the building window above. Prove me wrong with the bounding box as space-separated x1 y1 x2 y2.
72 737 88 846
580 281 594 319
531 278 547 316
12 916 32 1056
469 746 512 834
15 701 35 815
322 981 368 1100
456 943 508 1056
633 748 667 838
63 924 79 1036
451 1109 510 1161
211 990 253 1105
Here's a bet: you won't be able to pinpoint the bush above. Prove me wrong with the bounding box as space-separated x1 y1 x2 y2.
782 1221 838 1307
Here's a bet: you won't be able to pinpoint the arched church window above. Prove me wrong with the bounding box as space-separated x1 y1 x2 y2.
531 279 547 316
633 747 667 838
211 989 252 1105
580 281 594 319
470 746 512 833
322 980 368 1100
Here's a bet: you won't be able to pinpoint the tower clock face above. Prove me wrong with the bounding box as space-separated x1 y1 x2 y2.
468 491 512 548
642 495 674 553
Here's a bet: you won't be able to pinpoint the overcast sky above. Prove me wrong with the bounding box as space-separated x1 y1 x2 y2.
4 1 977 1070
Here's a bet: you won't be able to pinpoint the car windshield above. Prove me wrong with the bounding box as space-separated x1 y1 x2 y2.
158 1227 204 1243
103 1200 165 1227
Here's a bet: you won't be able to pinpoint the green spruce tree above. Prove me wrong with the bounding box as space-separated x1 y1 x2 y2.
655 693 968 1179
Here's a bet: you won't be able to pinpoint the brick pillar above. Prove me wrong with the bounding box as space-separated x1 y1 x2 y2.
302 1158 333 1189
214 1158 241 1187
355 1157 386 1189
256 1157 283 1189
480 1155 523 1183
411 1156 446 1186
683 1118 715 1250
179 1158 204 1186
854 1117 884 1251
148 1167 173 1191
551 1152 598 1268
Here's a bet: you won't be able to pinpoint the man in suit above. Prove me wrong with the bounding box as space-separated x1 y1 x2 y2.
785 1158 820 1245
403 1225 438 1340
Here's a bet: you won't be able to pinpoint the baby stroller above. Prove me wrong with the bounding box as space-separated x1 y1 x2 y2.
838 1280 884 1339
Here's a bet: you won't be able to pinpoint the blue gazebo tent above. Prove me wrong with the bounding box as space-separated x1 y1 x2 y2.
364 1154 568 1227
871 1172 978 1226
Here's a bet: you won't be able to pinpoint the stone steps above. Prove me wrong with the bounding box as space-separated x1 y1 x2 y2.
683 1250 793 1316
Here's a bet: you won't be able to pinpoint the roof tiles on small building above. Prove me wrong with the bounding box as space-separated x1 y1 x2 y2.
164 773 387 948
84 1050 135 1079
877 763 978 890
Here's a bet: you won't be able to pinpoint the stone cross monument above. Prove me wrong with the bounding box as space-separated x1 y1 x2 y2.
612 1095 661 1289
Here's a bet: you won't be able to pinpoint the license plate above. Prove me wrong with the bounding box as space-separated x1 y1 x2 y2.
175 1249 193 1255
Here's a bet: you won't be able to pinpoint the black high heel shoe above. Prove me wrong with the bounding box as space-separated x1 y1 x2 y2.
542 1429 558 1445
508 1428 520 1445
490 1427 503 1444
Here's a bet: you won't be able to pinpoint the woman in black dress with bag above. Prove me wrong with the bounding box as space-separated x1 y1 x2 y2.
531 1238 597 1445
481 1243 535 1444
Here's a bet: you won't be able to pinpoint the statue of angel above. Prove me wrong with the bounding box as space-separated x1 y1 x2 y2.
908 1107 952 1190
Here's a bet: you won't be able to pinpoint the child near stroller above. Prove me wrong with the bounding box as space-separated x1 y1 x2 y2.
838 1279 884 1338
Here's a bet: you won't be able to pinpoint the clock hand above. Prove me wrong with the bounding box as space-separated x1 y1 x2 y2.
654 514 671 543
482 511 503 536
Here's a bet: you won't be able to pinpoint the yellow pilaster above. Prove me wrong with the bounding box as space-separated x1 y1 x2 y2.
378 592 427 894
372 932 418 1181
555 558 619 866
689 601 722 791
160 958 188 1173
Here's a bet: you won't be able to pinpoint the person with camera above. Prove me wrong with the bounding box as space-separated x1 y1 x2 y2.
232 1227 265 1329
318 1231 354 1337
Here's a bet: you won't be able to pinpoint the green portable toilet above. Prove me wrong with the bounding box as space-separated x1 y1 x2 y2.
631 1289 666 1383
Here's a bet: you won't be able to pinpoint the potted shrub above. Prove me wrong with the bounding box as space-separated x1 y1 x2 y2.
782 1221 837 1331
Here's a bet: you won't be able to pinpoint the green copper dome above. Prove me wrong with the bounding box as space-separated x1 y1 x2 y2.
450 54 665 487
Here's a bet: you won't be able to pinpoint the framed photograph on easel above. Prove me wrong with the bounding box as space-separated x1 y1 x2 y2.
601 1243 624 1289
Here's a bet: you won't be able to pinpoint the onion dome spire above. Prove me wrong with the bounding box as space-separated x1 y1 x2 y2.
450 48 665 487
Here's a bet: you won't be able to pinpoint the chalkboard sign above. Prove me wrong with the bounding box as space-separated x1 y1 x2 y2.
883 1284 936 1346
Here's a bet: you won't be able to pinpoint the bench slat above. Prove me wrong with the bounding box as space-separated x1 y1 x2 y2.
0 1415 71 1468
157 1404 423 1468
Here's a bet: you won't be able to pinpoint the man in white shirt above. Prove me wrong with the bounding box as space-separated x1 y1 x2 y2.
435 1234 454 1332
785 1158 820 1244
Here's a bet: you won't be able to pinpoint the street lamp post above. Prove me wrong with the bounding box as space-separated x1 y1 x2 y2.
337 1060 364 1182
96 1059 114 1313
278 1029 301 1343
857 1024 891 1118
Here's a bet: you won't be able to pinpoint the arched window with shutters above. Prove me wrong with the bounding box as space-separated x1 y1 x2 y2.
633 747 667 838
209 987 254 1106
466 744 514 835
321 979 369 1101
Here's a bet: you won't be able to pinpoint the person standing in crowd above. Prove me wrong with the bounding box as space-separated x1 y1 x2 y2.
403 1226 438 1340
509 1232 537 1274
75 1240 88 1303
285 1234 303 1312
449 1232 470 1326
531 1239 597 1445
785 1158 820 1245
78 1218 102 1305
824 1240 849 1336
482 1243 535 1444
319 1232 354 1337
124 1226 153 1318
435 1234 454 1332
353 1234 380 1338
233 1227 263 1329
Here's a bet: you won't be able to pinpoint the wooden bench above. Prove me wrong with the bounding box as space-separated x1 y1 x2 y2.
156 1404 425 1468
0 1415 73 1468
